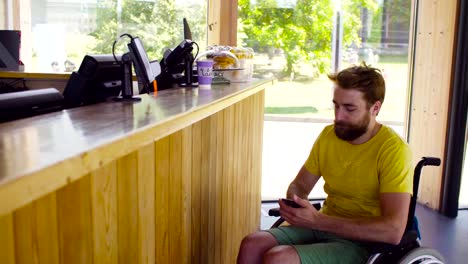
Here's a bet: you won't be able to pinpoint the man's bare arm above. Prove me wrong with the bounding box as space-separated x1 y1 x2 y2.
279 192 410 245
286 165 321 200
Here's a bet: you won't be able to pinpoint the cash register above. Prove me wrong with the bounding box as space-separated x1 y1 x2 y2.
0 35 159 122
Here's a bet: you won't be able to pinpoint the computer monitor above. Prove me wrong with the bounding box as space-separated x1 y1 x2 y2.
63 54 125 108
0 30 20 71
156 18 196 90
127 37 160 93
162 39 194 70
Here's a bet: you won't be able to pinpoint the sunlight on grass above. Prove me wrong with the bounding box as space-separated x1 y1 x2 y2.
263 55 409 124
265 106 318 114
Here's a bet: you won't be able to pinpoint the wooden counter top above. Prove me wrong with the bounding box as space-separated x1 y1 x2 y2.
0 79 273 216
0 71 70 80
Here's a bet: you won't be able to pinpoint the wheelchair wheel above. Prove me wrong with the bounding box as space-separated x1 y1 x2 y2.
397 247 445 264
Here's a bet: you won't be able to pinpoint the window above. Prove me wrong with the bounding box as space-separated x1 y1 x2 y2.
0 2 5 29
238 0 413 200
15 0 207 73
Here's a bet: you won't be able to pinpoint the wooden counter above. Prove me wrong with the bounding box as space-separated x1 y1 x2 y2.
0 71 70 93
0 79 271 263
0 71 70 80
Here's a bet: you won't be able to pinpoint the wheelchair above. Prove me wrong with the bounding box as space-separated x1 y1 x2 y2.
268 157 446 264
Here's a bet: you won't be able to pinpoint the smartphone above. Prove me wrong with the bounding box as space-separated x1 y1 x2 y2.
281 198 302 208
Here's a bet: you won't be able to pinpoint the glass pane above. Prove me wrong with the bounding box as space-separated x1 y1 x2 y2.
27 0 207 73
238 0 411 201
0 2 5 29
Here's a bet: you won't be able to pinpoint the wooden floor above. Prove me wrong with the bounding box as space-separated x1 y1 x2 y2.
260 202 468 263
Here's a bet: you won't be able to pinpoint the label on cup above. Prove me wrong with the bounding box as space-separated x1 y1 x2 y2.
198 67 212 77
197 60 214 86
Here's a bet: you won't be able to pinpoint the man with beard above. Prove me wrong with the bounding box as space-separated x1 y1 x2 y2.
237 63 413 264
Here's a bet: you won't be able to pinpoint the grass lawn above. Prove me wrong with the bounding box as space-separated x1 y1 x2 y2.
263 55 410 124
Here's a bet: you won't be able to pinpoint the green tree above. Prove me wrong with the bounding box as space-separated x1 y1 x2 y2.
238 0 378 76
368 0 411 45
89 0 206 60
380 0 411 46
89 0 119 54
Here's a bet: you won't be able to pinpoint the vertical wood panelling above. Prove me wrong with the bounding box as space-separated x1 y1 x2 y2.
56 175 93 264
213 110 224 264
207 0 238 46
33 193 60 264
254 91 265 229
137 143 156 264
207 114 218 264
180 127 193 264
4 90 265 263
232 102 242 259
169 131 183 263
157 128 192 264
409 0 458 209
15 203 42 264
90 161 118 264
166 127 194 263
155 137 170 263
117 153 138 263
191 122 202 264
13 193 59 264
207 0 220 45
199 118 210 264
222 105 235 262
248 94 258 232
242 96 252 236
0 213 16 263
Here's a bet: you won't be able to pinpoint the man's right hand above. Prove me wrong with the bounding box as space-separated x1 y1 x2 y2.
279 195 321 229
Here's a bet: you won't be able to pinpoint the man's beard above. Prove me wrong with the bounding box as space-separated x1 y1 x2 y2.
334 113 370 141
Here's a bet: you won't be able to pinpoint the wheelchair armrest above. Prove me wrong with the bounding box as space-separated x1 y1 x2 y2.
268 202 322 217
400 230 418 244
269 208 281 217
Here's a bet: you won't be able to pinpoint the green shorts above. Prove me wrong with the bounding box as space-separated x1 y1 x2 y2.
267 226 370 264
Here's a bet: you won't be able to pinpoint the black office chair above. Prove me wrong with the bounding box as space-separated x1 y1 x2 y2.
268 157 446 264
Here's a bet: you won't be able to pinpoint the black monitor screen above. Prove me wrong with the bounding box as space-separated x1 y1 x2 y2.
183 18 192 40
0 30 20 71
163 40 194 68
128 37 154 93
63 55 124 108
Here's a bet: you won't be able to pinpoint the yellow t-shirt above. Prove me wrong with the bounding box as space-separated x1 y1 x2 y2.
304 124 413 218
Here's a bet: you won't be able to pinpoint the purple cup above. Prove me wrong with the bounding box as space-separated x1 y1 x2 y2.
196 60 214 87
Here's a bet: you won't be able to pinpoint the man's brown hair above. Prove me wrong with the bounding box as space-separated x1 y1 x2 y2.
327 62 386 108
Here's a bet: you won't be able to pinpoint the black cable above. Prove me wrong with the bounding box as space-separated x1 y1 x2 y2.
4 79 27 91
112 33 134 62
192 41 199 60
22 79 28 90
7 79 22 86
0 80 27 93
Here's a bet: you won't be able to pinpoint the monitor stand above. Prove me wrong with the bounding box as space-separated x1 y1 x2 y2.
178 53 196 87
114 52 141 102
